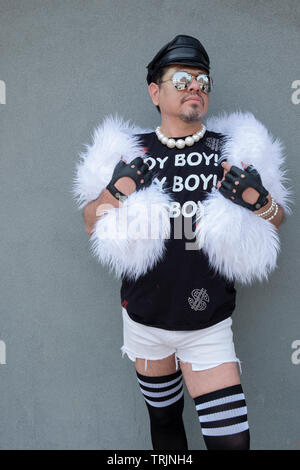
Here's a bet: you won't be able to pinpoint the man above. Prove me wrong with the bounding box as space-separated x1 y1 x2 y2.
73 35 292 450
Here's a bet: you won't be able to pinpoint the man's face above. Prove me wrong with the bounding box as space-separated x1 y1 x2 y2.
148 64 210 123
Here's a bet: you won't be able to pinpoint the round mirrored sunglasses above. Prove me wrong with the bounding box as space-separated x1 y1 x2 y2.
161 71 213 93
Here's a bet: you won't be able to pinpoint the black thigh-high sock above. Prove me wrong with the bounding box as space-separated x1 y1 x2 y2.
193 384 250 450
136 368 188 450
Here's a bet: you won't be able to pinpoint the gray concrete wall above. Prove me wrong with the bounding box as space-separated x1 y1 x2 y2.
0 0 299 449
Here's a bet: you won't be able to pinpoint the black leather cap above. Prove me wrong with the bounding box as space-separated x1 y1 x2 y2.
146 34 210 85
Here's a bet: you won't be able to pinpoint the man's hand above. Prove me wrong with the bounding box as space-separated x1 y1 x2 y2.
216 161 269 211
83 157 154 236
217 160 284 229
106 156 153 200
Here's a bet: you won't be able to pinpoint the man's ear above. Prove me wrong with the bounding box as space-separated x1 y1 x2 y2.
148 82 160 106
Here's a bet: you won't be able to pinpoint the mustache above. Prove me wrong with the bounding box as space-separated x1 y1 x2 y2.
183 94 203 104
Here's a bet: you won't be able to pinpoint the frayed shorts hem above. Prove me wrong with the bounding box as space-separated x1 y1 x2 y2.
120 345 242 375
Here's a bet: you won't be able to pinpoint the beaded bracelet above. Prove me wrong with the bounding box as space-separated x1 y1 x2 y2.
257 196 276 217
265 203 279 221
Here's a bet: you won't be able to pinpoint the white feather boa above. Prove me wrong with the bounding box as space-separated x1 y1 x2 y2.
196 111 294 285
73 114 174 281
73 111 294 284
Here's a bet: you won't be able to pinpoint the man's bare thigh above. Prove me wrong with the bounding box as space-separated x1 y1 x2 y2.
135 353 179 377
179 361 241 398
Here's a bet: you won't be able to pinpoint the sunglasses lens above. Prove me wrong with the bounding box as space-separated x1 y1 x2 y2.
172 71 191 90
196 74 212 93
172 71 212 93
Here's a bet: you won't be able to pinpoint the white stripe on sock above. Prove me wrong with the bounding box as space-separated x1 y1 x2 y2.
201 420 249 436
143 388 184 408
195 393 245 411
200 406 248 423
140 379 183 398
137 375 182 389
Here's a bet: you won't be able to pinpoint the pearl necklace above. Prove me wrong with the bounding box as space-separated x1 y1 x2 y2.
155 124 206 149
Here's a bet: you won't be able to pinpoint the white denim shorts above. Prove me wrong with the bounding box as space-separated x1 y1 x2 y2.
120 307 242 374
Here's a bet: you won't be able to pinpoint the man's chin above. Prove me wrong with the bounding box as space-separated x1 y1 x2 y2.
179 109 204 123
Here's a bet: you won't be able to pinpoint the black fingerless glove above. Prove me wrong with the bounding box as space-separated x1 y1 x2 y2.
106 157 154 201
218 164 269 211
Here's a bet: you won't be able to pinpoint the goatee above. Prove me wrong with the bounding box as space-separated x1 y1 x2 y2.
179 108 203 123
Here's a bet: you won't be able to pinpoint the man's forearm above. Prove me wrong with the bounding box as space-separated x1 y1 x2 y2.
83 189 121 236
83 176 136 235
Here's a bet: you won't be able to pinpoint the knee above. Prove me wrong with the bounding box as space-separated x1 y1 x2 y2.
193 383 250 450
146 396 184 428
229 429 250 450
135 368 185 428
203 429 250 450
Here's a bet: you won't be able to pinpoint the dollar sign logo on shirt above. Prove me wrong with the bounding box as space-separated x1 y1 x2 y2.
188 288 210 311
